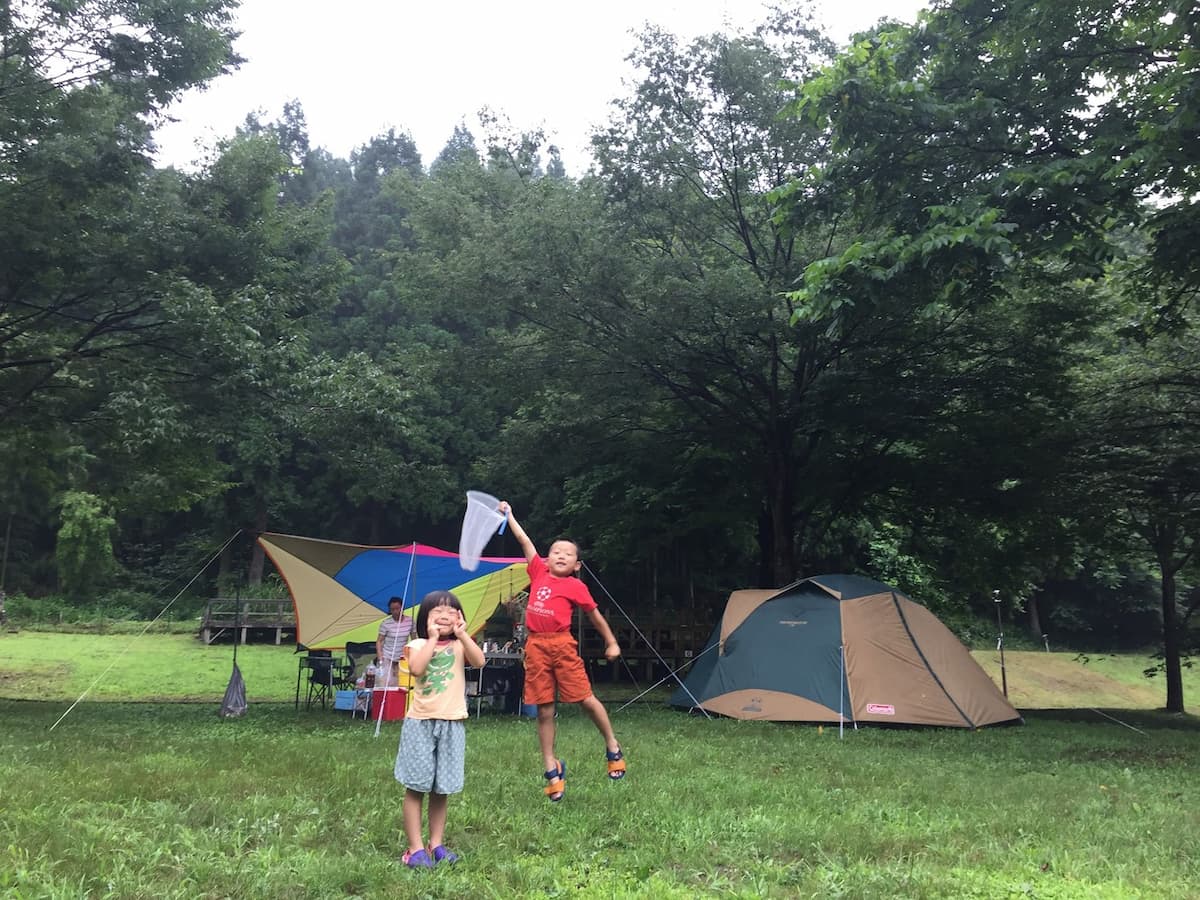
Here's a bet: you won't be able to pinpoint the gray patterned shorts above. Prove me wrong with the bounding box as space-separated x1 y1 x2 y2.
394 718 466 794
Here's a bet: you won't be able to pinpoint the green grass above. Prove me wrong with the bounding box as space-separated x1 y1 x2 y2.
3 631 1196 711
973 650 1200 712
2 701 1198 898
0 632 300 702
2 632 1199 897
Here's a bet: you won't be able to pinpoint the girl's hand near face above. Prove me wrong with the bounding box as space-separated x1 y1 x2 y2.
453 611 469 641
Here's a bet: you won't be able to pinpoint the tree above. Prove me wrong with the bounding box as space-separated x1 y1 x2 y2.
431 124 479 174
1076 281 1200 712
782 0 1200 706
55 491 117 600
1 0 240 422
571 9 1086 591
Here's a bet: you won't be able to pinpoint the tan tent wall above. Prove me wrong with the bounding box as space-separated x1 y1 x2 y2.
895 597 1020 727
841 593 975 727
701 689 846 722
719 589 784 647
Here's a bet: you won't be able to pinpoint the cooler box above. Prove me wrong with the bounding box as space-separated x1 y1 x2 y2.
370 687 407 721
332 690 357 711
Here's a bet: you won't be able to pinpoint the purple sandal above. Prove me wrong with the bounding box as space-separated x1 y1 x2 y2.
431 845 459 865
403 848 434 869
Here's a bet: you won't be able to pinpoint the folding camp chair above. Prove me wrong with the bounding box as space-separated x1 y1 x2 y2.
299 649 352 710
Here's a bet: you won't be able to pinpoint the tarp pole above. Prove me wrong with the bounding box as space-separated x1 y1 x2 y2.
374 544 418 739
232 588 240 667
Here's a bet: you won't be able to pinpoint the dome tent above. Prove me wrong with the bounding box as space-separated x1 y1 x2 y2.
670 574 1021 728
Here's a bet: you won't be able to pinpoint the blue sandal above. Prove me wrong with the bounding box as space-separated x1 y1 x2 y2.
543 759 566 801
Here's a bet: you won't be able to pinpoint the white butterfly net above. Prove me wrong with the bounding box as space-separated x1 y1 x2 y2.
458 490 506 571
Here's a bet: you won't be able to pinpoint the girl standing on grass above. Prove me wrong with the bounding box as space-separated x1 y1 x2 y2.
394 590 485 868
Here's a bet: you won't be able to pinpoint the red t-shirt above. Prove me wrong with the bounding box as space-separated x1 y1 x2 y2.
524 554 597 633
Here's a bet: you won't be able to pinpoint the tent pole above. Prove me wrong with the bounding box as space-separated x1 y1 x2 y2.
839 643 844 740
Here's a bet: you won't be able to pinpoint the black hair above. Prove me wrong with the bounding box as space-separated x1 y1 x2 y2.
387 596 404 609
414 590 464 640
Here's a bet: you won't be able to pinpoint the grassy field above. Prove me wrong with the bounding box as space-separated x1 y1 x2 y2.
2 630 1196 711
1 632 1198 898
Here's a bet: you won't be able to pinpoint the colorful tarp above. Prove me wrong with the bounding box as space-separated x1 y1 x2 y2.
258 532 529 650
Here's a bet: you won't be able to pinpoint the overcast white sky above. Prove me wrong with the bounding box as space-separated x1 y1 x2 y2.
154 0 927 173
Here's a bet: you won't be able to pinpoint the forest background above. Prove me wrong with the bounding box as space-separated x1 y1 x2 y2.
2 0 1197 711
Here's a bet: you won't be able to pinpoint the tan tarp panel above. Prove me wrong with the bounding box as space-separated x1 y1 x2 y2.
261 533 365 578
701 689 847 722
259 536 384 649
719 589 784 648
842 592 1019 727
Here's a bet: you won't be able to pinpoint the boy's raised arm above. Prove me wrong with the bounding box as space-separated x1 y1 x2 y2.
498 501 538 563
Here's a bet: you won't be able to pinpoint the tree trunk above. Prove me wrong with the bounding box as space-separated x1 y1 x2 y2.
217 543 232 584
756 508 774 587
652 547 659 608
0 511 12 593
766 453 796 587
367 499 383 545
1026 591 1043 642
247 497 268 587
1158 556 1184 713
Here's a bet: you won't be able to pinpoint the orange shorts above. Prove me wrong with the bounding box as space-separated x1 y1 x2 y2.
523 632 593 705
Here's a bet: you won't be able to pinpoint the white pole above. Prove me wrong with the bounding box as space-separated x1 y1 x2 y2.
839 644 845 740
375 544 419 738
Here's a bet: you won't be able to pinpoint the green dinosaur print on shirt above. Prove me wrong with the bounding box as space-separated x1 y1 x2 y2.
419 648 455 696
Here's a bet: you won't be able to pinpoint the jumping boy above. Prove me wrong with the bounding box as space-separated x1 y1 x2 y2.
498 501 626 801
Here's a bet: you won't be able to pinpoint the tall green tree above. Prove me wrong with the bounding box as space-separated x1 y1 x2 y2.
1 0 240 422
783 0 1200 704
1076 283 1200 712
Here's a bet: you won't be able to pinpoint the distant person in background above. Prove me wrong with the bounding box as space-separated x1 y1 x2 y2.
377 596 413 688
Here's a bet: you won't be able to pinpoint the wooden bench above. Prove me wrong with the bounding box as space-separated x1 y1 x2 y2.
200 598 296 645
